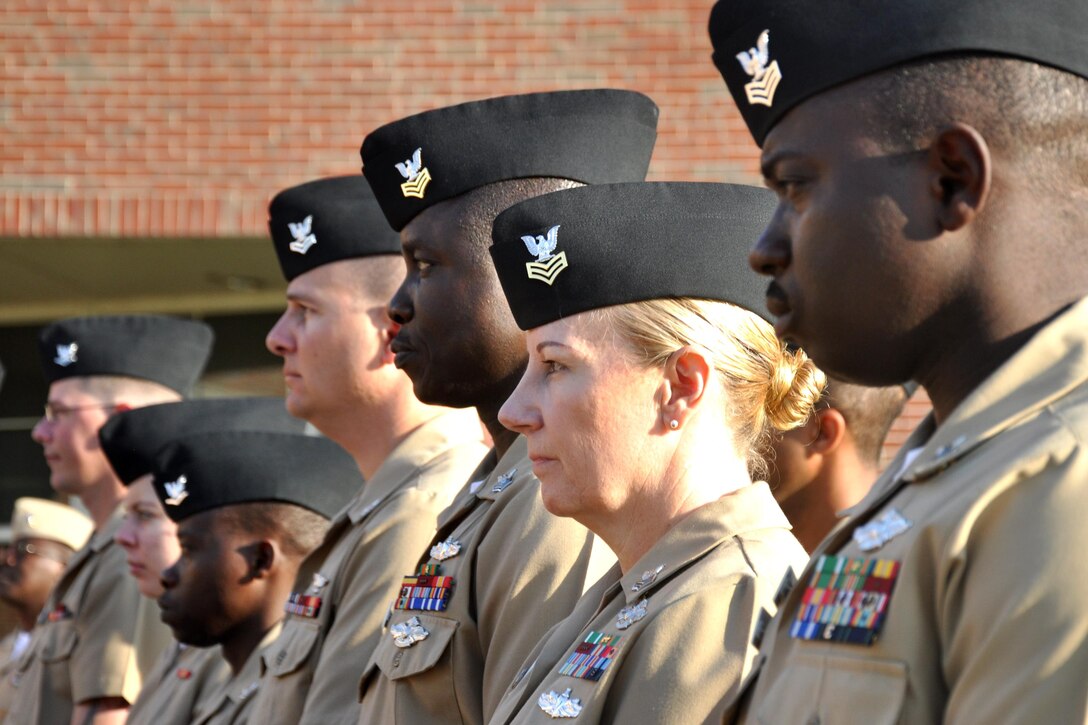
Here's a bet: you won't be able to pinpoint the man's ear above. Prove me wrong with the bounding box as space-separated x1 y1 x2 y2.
242 540 277 580
660 347 710 431
810 408 846 455
927 122 991 232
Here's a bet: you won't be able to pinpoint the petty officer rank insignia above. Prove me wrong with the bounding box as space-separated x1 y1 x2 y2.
285 592 323 619
558 631 621 681
396 563 453 612
396 147 431 199
791 555 901 645
522 225 569 286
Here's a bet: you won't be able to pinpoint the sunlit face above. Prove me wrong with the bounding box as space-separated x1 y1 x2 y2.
31 378 118 495
266 260 397 428
498 313 667 528
0 537 70 616
750 87 961 385
115 475 180 599
387 193 529 409
158 509 255 647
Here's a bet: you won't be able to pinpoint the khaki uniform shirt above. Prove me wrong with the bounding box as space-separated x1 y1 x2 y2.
738 296 1088 724
248 410 486 725
357 436 616 725
490 483 806 725
195 624 282 725
0 630 29 721
126 641 230 725
3 507 173 724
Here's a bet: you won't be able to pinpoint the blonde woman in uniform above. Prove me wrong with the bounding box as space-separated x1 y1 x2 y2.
487 182 817 724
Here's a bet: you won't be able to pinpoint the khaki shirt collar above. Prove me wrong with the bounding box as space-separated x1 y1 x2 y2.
617 482 789 605
345 410 484 525
226 622 282 705
845 295 1088 516
473 436 529 503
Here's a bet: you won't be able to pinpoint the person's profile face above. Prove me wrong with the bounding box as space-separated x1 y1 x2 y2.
158 509 251 647
387 192 527 409
748 85 955 387
31 379 117 495
115 476 180 600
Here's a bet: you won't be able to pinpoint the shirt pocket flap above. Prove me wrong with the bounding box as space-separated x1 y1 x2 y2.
372 614 459 682
757 651 908 725
38 621 78 664
261 621 321 679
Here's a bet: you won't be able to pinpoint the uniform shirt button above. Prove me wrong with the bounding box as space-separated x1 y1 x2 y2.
806 715 820 725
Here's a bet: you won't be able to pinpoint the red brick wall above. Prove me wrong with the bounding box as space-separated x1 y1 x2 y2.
2 0 757 237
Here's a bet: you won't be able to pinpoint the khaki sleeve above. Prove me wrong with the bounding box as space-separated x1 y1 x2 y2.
476 483 609 721
301 486 443 723
70 545 171 705
605 578 757 725
942 446 1088 724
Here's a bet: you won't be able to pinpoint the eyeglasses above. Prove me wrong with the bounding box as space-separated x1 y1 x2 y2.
43 402 116 423
6 541 69 564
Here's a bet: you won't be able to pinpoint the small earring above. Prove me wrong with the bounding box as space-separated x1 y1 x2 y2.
669 419 679 430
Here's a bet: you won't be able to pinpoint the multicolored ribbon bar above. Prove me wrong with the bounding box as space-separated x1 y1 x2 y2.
558 630 621 681
285 592 323 618
395 564 454 612
790 554 901 645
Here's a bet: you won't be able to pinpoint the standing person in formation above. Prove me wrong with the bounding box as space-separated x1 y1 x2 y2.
9 314 213 725
151 429 360 725
100 397 306 725
0 499 93 720
768 378 909 552
709 0 1088 721
356 89 659 725
487 182 814 725
252 175 488 725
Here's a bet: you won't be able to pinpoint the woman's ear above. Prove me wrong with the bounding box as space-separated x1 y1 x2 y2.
660 346 710 430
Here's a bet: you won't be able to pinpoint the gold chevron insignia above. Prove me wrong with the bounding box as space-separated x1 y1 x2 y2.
400 167 432 199
525 251 568 285
744 60 782 107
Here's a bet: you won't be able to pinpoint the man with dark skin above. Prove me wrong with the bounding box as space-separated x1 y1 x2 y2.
152 430 360 725
709 1 1088 722
0 499 93 720
768 378 908 552
356 89 658 725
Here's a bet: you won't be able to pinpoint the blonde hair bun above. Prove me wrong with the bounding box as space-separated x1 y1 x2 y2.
764 347 826 432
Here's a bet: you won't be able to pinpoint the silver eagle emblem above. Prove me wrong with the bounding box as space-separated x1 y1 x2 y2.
396 147 431 199
287 215 317 255
521 225 560 262
735 29 783 107
163 475 189 506
54 343 79 367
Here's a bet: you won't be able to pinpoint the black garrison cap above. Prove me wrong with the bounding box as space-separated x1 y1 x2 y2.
490 182 775 330
360 89 660 232
708 0 1088 146
152 430 361 522
38 315 214 396
99 397 308 485
268 175 402 281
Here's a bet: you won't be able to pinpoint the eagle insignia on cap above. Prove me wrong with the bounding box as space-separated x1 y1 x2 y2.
396 147 432 199
522 225 569 286
288 215 317 255
163 475 189 506
54 343 79 367
736 30 782 107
